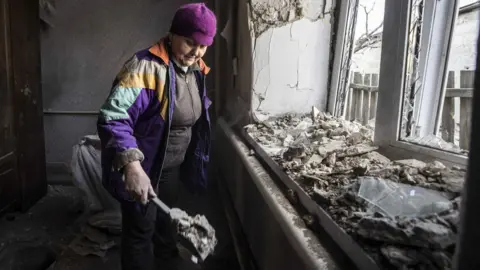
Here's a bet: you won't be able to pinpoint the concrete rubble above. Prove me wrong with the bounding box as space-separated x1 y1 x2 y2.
170 208 217 262
245 110 465 270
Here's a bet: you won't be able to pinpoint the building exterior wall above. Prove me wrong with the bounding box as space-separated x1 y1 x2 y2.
351 7 479 77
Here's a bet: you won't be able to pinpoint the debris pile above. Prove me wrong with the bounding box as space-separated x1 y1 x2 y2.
68 211 121 257
245 111 465 270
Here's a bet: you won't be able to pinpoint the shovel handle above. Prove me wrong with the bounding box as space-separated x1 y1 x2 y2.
151 197 171 214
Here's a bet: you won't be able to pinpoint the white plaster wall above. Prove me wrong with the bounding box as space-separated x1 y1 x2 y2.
252 17 333 116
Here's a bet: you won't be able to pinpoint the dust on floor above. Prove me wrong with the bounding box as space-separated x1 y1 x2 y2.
0 181 241 270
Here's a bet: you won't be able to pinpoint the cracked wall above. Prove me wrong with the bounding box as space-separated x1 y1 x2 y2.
250 0 335 119
250 0 334 36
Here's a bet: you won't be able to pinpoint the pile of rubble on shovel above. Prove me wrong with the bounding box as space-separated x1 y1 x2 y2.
245 110 465 270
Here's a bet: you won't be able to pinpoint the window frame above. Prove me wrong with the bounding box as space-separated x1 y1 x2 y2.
328 0 468 167
406 0 459 138
374 0 468 167
328 0 359 116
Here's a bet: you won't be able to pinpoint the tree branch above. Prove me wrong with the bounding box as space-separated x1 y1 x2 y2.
354 22 383 53
354 1 383 53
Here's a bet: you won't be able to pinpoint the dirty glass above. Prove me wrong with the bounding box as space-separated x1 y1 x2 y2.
357 176 451 218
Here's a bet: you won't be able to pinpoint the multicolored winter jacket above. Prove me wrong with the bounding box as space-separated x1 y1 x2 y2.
97 38 212 202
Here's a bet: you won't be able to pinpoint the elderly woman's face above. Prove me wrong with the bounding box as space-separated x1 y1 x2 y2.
170 34 208 67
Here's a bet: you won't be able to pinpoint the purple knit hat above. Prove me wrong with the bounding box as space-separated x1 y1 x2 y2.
169 3 217 46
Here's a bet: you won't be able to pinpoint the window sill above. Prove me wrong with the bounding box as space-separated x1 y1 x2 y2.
378 140 468 168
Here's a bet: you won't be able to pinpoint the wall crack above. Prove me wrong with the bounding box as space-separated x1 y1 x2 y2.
253 31 274 111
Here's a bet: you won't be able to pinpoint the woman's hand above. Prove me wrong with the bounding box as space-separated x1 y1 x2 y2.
124 161 157 204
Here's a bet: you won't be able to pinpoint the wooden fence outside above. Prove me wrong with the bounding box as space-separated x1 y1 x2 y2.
344 70 474 150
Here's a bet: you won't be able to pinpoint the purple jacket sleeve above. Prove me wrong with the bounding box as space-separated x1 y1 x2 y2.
97 55 167 170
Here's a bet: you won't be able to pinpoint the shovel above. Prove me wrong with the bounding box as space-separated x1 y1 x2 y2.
150 197 217 263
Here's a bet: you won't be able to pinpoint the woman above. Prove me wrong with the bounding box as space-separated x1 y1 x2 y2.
97 3 216 269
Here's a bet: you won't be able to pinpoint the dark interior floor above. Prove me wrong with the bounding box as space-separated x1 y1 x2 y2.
0 178 241 270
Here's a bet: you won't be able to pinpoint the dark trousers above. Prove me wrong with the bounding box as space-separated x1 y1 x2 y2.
120 167 181 270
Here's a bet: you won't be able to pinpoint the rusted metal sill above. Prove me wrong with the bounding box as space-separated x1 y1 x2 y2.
238 127 381 270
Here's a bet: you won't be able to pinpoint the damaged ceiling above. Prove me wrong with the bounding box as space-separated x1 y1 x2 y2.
245 110 464 269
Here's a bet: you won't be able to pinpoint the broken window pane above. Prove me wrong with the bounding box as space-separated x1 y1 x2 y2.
438 1 478 151
357 176 451 218
399 0 477 155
